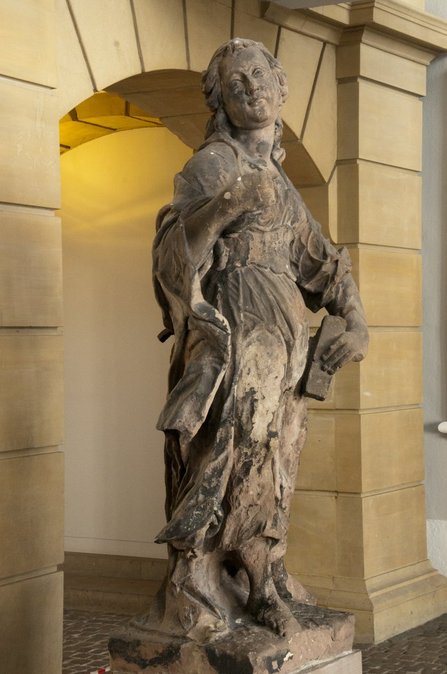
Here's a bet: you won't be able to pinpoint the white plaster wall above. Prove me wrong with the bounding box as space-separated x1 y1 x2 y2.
423 0 447 576
61 127 192 558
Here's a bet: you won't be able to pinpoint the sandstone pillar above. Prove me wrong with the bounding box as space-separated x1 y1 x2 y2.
266 0 447 643
0 1 64 671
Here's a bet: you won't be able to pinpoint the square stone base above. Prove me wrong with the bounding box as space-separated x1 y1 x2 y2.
109 604 360 674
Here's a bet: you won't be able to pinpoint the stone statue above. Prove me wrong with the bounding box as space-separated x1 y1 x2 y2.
109 37 368 673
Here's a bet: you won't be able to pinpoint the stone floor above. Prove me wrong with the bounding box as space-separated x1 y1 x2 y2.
63 609 447 674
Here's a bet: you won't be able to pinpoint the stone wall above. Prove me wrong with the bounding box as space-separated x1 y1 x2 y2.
1 1 447 668
0 1 63 672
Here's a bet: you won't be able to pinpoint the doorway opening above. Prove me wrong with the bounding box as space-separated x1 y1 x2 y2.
59 85 194 627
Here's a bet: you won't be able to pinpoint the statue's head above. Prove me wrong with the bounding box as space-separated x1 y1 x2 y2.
202 38 288 159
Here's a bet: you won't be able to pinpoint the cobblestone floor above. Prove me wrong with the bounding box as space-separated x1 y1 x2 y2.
63 609 447 674
63 610 125 674
361 613 447 674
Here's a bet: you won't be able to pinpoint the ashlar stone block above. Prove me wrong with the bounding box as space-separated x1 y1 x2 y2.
0 333 63 451
309 330 422 410
233 6 279 55
186 0 232 72
337 408 424 494
298 412 337 491
287 492 337 577
300 408 424 495
300 172 337 242
302 43 337 182
0 210 62 327
334 487 427 579
0 452 64 578
56 0 93 118
351 248 422 327
67 0 141 91
277 28 323 140
0 81 59 208
338 80 422 171
337 40 426 95
0 571 63 674
133 0 188 72
337 161 421 249
0 0 56 87
361 485 427 577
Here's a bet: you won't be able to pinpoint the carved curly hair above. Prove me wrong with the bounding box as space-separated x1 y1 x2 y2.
201 38 289 163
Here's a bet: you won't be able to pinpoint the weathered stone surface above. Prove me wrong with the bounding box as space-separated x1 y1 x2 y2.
109 36 367 669
109 604 355 674
302 316 347 401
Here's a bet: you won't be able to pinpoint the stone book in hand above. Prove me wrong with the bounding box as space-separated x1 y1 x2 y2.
301 315 347 401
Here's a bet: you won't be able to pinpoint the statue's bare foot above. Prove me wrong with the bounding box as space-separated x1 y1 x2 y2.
247 593 300 637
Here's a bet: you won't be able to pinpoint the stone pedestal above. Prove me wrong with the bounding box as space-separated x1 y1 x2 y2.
109 604 360 674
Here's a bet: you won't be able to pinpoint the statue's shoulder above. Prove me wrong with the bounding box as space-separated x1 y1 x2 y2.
180 139 239 194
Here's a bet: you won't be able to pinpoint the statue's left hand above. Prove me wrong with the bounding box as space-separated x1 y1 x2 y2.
320 330 368 375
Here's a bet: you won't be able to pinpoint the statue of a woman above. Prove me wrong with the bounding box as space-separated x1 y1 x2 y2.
149 38 368 642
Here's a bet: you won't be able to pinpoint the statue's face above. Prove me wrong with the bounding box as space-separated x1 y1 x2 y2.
219 46 281 130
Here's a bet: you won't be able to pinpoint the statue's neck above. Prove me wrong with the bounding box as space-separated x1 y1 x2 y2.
232 124 275 164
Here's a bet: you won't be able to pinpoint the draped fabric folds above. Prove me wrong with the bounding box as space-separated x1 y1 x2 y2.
152 131 351 553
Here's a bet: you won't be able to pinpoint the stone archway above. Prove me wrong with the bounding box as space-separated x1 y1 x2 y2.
53 0 447 649
3 2 447 671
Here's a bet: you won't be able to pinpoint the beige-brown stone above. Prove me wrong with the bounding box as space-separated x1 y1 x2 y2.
119 86 207 119
64 551 168 581
301 408 424 495
339 408 424 493
162 113 210 150
110 604 356 674
0 452 64 578
310 330 422 410
0 333 63 451
287 493 337 577
233 5 279 55
337 161 421 249
338 80 422 171
67 0 141 91
398 0 425 8
302 43 337 182
56 0 93 117
299 413 337 492
356 330 422 410
299 560 447 644
282 139 324 187
350 0 447 51
277 28 323 140
0 571 63 674
0 0 56 87
337 39 427 95
0 81 59 208
264 3 342 45
362 486 427 577
0 209 62 327
300 175 337 242
290 486 427 581
133 0 188 72
351 248 422 327
186 0 232 72
335 487 427 579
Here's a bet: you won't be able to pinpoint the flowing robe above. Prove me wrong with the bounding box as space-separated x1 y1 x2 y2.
153 132 351 558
